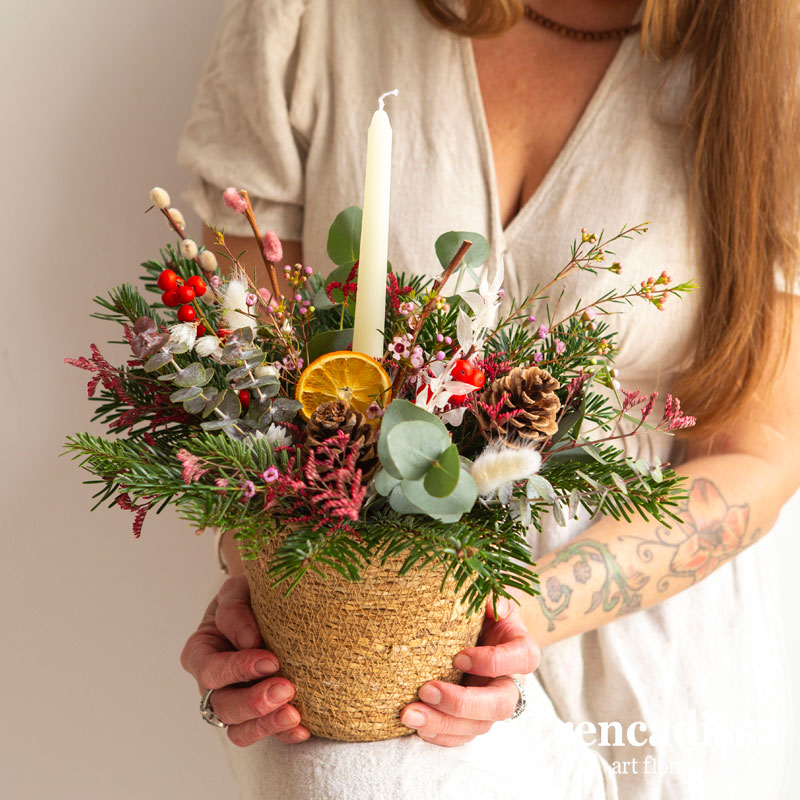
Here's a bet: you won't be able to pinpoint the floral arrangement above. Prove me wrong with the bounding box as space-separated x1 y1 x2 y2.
65 186 697 617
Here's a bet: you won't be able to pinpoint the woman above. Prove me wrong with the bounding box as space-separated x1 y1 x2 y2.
176 0 800 797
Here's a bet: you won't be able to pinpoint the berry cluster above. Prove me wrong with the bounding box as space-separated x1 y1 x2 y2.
450 359 486 405
157 269 207 323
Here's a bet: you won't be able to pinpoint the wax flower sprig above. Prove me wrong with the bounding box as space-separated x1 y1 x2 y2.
65 186 697 616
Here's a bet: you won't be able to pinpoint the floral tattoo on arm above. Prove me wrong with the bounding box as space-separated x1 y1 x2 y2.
536 478 763 632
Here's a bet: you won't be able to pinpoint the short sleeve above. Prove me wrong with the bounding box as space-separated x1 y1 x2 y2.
176 0 309 240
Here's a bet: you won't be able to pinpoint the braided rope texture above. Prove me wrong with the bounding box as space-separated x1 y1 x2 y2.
242 531 485 741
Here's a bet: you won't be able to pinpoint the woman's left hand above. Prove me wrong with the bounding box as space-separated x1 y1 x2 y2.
400 595 540 747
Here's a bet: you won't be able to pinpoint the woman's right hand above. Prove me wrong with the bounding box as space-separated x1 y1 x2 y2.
181 575 310 746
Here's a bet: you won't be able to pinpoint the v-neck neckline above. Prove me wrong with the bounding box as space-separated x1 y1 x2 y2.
461 25 637 244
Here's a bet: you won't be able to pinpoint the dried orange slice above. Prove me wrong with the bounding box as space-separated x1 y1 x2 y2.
295 350 392 420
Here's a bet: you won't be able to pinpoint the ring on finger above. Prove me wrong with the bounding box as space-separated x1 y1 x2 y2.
499 676 527 721
200 688 228 729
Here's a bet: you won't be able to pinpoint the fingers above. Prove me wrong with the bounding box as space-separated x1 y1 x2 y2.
215 576 263 650
416 732 478 748
414 677 519 722
453 618 541 678
401 701 493 740
227 704 307 748
274 725 312 744
209 676 296 725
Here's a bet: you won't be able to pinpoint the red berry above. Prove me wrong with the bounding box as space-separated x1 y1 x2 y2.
177 305 196 322
187 275 207 296
197 324 206 337
449 394 468 406
162 289 180 307
238 389 250 410
451 359 474 383
469 369 486 389
157 269 179 291
176 285 196 304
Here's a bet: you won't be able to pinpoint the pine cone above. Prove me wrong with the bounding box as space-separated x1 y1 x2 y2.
304 400 380 481
476 366 561 446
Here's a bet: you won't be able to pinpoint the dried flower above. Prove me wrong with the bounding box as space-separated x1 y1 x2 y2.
198 250 218 273
177 449 208 484
262 466 280 483
265 423 292 448
180 239 198 260
167 208 185 229
149 187 170 209
365 402 384 420
223 187 247 214
246 293 257 307
262 230 283 263
129 316 168 359
471 442 543 497
222 272 255 331
255 364 280 379
240 480 256 500
194 335 222 359
537 325 549 339
168 322 197 351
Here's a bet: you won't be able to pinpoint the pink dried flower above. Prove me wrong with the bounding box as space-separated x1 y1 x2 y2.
223 187 247 214
240 480 256 500
555 339 566 355
366 402 384 420
262 230 283 263
537 325 549 339
245 293 257 307
176 449 209 484
533 352 544 362
262 466 280 483
409 345 425 369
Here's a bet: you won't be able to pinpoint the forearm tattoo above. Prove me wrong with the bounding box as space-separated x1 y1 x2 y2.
536 478 763 632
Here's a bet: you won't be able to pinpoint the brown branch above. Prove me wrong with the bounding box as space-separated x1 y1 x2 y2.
390 240 472 395
240 190 283 303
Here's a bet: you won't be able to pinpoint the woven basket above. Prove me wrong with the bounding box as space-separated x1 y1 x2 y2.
242 528 485 742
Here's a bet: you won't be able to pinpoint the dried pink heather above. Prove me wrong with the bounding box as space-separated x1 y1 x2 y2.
262 230 283 263
223 187 248 214
176 449 209 484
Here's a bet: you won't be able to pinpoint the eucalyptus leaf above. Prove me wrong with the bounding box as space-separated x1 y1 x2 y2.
551 399 586 446
307 329 354 363
217 388 242 419
202 390 223 418
165 342 189 355
526 474 556 503
649 465 664 483
423 444 460 498
435 231 490 270
227 365 252 381
377 399 448 478
326 206 362 267
200 419 237 432
552 500 567 527
312 287 337 311
183 394 207 414
568 488 581 519
374 469 401 496
401 469 477 522
170 386 203 402
388 483 424 515
271 398 303 422
173 362 213 388
611 473 629 494
143 351 172 373
385 421 450 480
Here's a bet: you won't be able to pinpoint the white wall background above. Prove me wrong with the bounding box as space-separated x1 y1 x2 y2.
1 1 797 798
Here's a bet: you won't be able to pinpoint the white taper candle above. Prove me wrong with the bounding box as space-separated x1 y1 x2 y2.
352 90 397 359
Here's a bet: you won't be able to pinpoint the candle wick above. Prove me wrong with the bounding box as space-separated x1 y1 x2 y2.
378 89 399 111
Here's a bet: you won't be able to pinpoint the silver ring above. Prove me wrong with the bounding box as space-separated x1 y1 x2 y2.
200 688 228 729
503 676 527 720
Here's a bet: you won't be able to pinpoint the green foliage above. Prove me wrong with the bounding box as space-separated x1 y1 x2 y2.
326 206 362 267
435 231 490 270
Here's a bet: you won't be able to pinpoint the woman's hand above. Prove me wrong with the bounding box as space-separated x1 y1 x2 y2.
180 575 311 746
400 595 541 747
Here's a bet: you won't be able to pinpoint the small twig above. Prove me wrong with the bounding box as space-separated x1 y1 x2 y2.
158 209 223 303
240 190 283 303
390 240 472 395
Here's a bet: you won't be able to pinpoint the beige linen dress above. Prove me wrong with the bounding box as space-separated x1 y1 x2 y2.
177 1 792 797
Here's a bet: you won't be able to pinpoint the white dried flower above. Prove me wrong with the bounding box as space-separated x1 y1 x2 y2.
168 208 185 229
168 322 197 351
471 442 542 497
198 250 218 273
222 272 255 330
180 238 198 260
149 186 170 209
195 335 222 358
255 364 279 379
265 423 292 448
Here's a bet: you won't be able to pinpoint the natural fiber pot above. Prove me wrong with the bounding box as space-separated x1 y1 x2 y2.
242 528 485 742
